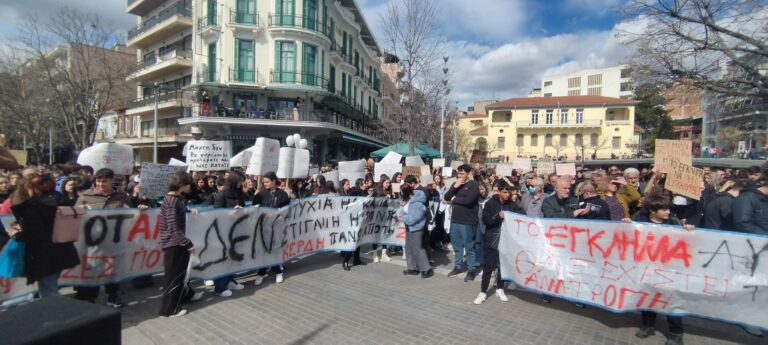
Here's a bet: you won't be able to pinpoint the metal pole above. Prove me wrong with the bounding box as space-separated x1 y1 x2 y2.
153 82 159 164
48 127 53 165
440 99 445 158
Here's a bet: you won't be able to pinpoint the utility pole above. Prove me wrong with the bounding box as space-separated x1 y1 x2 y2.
153 82 159 163
48 127 53 165
440 56 449 158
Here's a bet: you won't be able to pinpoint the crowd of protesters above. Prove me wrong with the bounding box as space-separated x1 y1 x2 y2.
1 142 767 342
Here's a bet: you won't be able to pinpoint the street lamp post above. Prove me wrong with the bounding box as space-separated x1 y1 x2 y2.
440 56 449 158
153 82 159 164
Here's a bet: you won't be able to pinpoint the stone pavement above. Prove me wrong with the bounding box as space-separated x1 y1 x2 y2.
113 248 760 345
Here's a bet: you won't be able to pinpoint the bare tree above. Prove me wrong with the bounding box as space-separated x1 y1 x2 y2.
380 0 442 154
453 128 474 162
619 0 768 99
9 7 134 150
549 139 569 159
589 137 612 160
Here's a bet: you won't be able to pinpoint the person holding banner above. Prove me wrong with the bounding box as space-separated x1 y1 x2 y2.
252 172 290 283
473 181 513 305
211 174 247 296
371 175 394 263
341 178 369 270
158 171 202 317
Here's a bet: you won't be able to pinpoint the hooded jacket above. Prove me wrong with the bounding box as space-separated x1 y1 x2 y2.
403 189 427 231
702 192 737 231
481 194 514 249
732 185 768 234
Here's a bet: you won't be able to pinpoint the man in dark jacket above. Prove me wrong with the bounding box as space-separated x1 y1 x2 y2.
703 179 749 231
473 181 513 305
733 174 768 235
577 184 611 220
542 177 579 219
444 164 480 281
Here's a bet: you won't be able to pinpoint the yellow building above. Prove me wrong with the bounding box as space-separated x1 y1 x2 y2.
458 96 640 161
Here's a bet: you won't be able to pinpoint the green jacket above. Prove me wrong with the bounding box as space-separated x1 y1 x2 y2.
541 194 579 219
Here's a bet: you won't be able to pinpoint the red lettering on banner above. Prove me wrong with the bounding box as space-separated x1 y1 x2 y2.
618 288 649 310
282 238 325 260
396 226 406 239
545 278 565 294
567 257 596 278
527 221 540 237
648 292 671 310
513 218 525 235
524 272 538 286
128 214 151 241
568 280 585 298
545 225 568 249
674 271 699 291
603 284 617 307
586 230 607 257
703 275 729 297
600 261 637 284
569 226 587 252
61 255 116 280
566 227 691 267
653 268 675 288
515 250 535 274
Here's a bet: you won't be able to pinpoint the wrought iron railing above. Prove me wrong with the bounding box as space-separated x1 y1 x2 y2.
128 1 192 40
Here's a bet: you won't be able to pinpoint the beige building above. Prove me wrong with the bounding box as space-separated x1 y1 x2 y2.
459 95 640 161
541 65 633 99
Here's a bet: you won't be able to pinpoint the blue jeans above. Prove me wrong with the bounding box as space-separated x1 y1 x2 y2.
475 227 484 268
37 273 60 298
450 223 476 270
214 275 234 293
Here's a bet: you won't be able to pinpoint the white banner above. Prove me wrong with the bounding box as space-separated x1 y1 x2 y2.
0 197 404 301
499 213 768 329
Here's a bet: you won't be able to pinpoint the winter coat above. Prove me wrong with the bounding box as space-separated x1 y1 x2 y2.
732 186 768 234
11 192 79 284
444 180 480 225
541 194 579 219
214 188 246 208
75 188 131 209
702 192 737 231
252 188 290 208
577 195 612 220
600 185 641 219
481 195 512 249
403 190 427 231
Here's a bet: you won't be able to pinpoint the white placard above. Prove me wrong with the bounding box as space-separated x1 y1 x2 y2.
512 158 532 173
246 138 281 175
420 174 434 187
277 147 309 179
380 151 403 165
420 165 431 176
339 160 365 183
555 163 577 177
76 143 134 175
496 163 514 177
322 170 339 188
229 149 253 168
432 158 446 168
374 162 401 182
139 163 188 198
537 158 555 175
441 167 453 177
405 156 425 166
183 140 231 171
168 158 187 166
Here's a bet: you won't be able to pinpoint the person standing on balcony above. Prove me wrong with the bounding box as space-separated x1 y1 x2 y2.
200 91 211 117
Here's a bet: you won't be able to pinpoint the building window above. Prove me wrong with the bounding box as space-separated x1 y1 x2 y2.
544 133 553 146
620 68 631 78
587 74 602 86
328 64 335 92
497 137 505 149
620 82 632 92
276 0 296 25
505 113 511 122
543 81 552 87
531 134 538 147
516 134 524 146
568 77 581 88
275 41 295 82
235 39 255 82
235 0 257 24
567 89 581 96
543 93 552 97
587 87 602 96
546 109 553 124
560 109 568 124
302 43 317 85
590 133 599 147
575 133 583 146
207 43 216 82
560 133 568 146
341 71 346 95
612 136 621 149
531 110 538 124
303 0 318 30
576 108 584 124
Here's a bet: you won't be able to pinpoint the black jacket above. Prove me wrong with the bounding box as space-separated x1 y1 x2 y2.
481 195 512 249
252 188 290 208
733 186 768 234
577 195 611 220
542 194 579 219
633 209 684 227
702 192 737 231
214 189 245 208
444 180 480 225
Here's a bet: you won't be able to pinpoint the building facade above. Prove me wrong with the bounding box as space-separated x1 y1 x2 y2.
124 0 398 163
458 96 639 161
541 65 633 99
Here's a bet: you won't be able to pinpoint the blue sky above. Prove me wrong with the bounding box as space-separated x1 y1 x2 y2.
0 0 632 108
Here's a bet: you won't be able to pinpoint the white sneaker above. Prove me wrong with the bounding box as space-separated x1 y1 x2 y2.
372 250 380 263
253 275 264 286
276 273 284 284
228 282 245 290
190 291 204 302
473 292 487 305
169 309 187 317
204 280 214 287
214 289 233 297
496 289 509 302
380 251 391 262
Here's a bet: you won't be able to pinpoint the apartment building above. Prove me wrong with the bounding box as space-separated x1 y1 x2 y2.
541 65 633 99
124 0 398 163
458 95 639 161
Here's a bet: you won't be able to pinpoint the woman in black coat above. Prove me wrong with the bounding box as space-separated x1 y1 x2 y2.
8 173 79 297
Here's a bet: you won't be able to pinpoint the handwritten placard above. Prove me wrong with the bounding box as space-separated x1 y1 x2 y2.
402 166 422 178
339 160 365 183
246 138 281 175
496 163 514 177
139 163 188 198
77 143 134 175
665 160 704 200
322 170 339 188
555 163 576 177
184 141 231 171
655 139 692 173
512 158 532 173
537 158 555 175
392 182 401 193
432 158 446 168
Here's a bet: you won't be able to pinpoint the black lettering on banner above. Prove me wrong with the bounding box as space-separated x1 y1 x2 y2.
196 219 227 270
85 216 108 246
699 240 744 269
106 214 134 243
228 214 250 262
746 239 768 277
251 213 278 256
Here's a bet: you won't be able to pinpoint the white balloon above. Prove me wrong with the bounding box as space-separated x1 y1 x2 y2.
286 135 295 146
293 133 301 143
299 139 308 149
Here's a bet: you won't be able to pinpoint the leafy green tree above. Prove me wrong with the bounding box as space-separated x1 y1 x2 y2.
634 83 674 152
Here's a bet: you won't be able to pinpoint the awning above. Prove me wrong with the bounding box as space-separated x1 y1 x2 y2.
342 135 385 148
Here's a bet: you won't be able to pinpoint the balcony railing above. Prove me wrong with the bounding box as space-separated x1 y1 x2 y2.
329 40 350 61
128 90 182 108
196 71 219 84
198 16 218 31
230 10 258 25
605 120 631 126
134 48 191 72
516 119 602 128
127 1 192 40
269 70 329 89
230 68 259 83
267 14 331 39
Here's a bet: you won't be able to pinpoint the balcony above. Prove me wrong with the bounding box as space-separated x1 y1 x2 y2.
198 16 220 42
230 10 259 30
229 68 261 85
605 120 632 126
127 48 192 81
516 119 602 128
267 14 332 43
269 70 329 90
196 70 219 84
127 2 192 49
127 0 166 16
127 90 184 116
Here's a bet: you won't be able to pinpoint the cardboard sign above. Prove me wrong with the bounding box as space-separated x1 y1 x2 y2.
391 182 401 193
432 158 446 168
322 170 339 188
139 163 188 198
512 158 532 173
380 151 403 165
420 165 431 176
402 166 422 178
77 142 134 175
537 158 555 175
555 163 576 177
441 167 453 177
246 138 281 175
374 162 401 182
277 147 310 179
664 160 705 200
405 156 425 167
339 160 365 183
655 139 692 173
183 141 231 171
496 164 514 177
